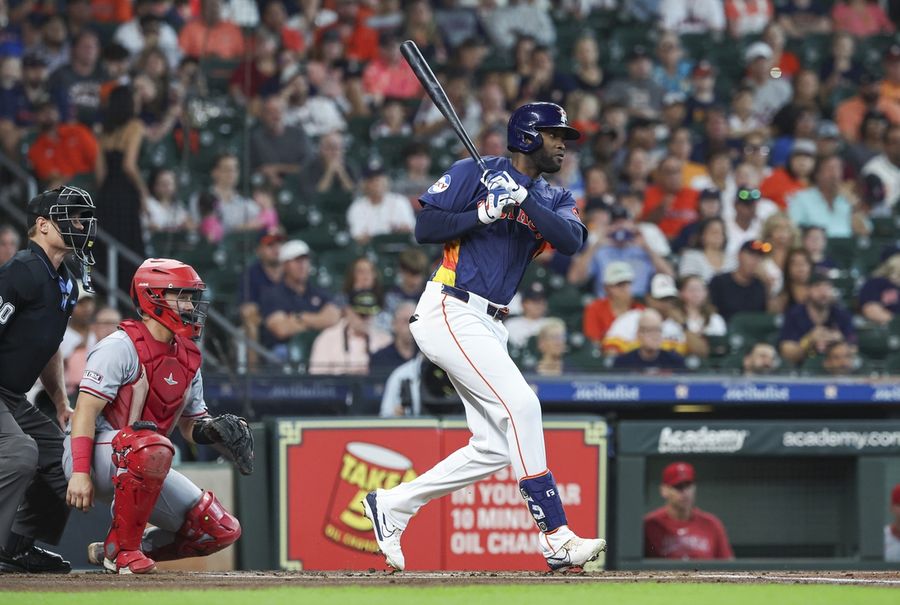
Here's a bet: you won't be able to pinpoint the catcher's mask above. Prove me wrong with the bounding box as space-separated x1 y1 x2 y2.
26 185 97 266
131 258 209 340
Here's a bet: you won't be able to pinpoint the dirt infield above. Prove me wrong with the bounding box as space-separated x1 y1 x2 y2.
2 570 900 591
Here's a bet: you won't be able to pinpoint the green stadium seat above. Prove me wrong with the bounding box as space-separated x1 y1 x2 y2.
287 330 321 372
140 138 180 171
826 238 855 270
728 312 781 350
870 217 899 239
372 136 412 168
854 238 896 274
706 334 730 359
547 286 588 318
857 326 900 360
200 58 241 95
565 344 604 373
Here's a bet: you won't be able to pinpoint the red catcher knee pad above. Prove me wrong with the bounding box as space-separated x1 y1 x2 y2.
149 491 241 561
104 427 175 561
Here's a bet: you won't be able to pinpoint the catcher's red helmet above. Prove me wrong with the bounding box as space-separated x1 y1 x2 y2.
131 258 209 340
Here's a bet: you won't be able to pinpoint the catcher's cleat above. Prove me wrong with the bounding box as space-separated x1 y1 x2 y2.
102 549 157 575
87 542 104 567
362 491 405 571
545 537 606 572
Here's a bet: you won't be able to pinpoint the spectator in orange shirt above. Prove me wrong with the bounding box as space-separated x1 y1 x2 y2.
760 138 816 209
27 100 98 187
91 0 133 23
642 155 700 239
178 0 245 60
362 33 422 106
836 72 900 143
315 0 379 64
583 262 644 345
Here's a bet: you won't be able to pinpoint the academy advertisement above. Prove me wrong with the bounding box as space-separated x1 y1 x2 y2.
276 418 607 570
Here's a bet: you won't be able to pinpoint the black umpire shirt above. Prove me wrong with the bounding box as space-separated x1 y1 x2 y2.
0 241 78 395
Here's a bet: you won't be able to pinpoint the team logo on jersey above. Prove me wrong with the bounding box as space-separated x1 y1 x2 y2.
427 174 451 194
164 373 179 386
83 370 102 384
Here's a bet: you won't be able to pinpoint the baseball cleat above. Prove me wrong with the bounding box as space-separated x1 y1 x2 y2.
545 537 606 571
102 549 158 575
362 491 405 571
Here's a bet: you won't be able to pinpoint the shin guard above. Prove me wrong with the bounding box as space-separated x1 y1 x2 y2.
104 426 175 561
147 491 241 561
519 471 568 533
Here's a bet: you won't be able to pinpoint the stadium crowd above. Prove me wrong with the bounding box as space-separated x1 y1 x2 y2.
0 0 898 385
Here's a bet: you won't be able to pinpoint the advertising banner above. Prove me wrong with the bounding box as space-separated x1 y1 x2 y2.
619 421 900 456
275 418 606 570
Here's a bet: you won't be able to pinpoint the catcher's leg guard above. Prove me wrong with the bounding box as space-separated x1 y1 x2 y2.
103 425 175 574
146 491 241 561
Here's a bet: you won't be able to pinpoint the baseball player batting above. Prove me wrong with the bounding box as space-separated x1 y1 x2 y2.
363 102 606 571
64 259 253 574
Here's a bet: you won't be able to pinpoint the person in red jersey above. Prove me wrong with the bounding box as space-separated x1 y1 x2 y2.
643 462 734 560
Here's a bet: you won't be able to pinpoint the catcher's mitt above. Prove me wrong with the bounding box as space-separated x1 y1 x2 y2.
195 414 254 475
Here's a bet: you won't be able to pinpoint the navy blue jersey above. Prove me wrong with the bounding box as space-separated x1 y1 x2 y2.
419 156 580 305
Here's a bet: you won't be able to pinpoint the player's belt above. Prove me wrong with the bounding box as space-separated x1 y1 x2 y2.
441 285 509 320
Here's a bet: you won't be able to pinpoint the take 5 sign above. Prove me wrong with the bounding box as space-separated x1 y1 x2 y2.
275 418 607 570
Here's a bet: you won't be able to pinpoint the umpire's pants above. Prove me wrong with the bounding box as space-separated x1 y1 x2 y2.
0 386 70 548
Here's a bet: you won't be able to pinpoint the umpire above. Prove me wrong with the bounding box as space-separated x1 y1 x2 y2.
0 186 96 573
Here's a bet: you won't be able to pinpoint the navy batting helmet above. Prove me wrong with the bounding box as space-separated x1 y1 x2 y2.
507 102 580 154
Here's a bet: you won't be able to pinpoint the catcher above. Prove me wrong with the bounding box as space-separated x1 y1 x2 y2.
63 258 253 574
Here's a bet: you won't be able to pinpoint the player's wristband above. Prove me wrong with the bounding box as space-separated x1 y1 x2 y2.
71 436 94 474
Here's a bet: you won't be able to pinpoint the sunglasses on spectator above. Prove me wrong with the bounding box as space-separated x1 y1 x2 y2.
747 240 773 253
737 188 762 202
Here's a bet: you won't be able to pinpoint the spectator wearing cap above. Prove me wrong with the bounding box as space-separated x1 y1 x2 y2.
370 301 419 376
725 0 774 38
789 154 869 238
709 239 770 321
644 462 734 559
27 100 99 188
744 41 793 124
261 239 342 361
308 289 392 375
569 204 673 299
743 342 778 375
583 262 645 345
179 0 245 59
505 282 553 349
314 0 379 63
604 45 665 119
878 45 900 117
33 15 70 75
728 87 765 139
678 217 733 284
47 29 106 127
612 308 687 371
362 33 423 105
237 229 286 356
862 124 900 212
684 61 719 129
779 272 856 366
652 32 692 95
831 0 895 37
660 0 726 34
249 95 313 189
347 163 415 246
383 247 429 320
885 484 900 562
642 155 701 239
604 274 688 356
113 0 181 67
760 139 816 210
859 250 900 326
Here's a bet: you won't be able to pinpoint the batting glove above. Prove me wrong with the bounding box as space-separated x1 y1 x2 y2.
477 189 513 224
481 170 528 205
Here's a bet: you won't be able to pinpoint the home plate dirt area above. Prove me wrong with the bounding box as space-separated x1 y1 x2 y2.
3 570 900 590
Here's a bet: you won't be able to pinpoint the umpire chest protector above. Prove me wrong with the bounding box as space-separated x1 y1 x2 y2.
103 319 201 436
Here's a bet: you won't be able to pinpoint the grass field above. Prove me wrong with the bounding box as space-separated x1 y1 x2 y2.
5 584 900 605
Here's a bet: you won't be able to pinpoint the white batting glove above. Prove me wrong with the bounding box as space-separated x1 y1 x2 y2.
477 189 513 224
481 170 528 205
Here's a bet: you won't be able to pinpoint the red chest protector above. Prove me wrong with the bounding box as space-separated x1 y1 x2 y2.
102 320 202 436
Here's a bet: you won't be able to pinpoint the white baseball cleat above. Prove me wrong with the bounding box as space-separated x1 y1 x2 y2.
362 491 405 571
545 537 607 571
